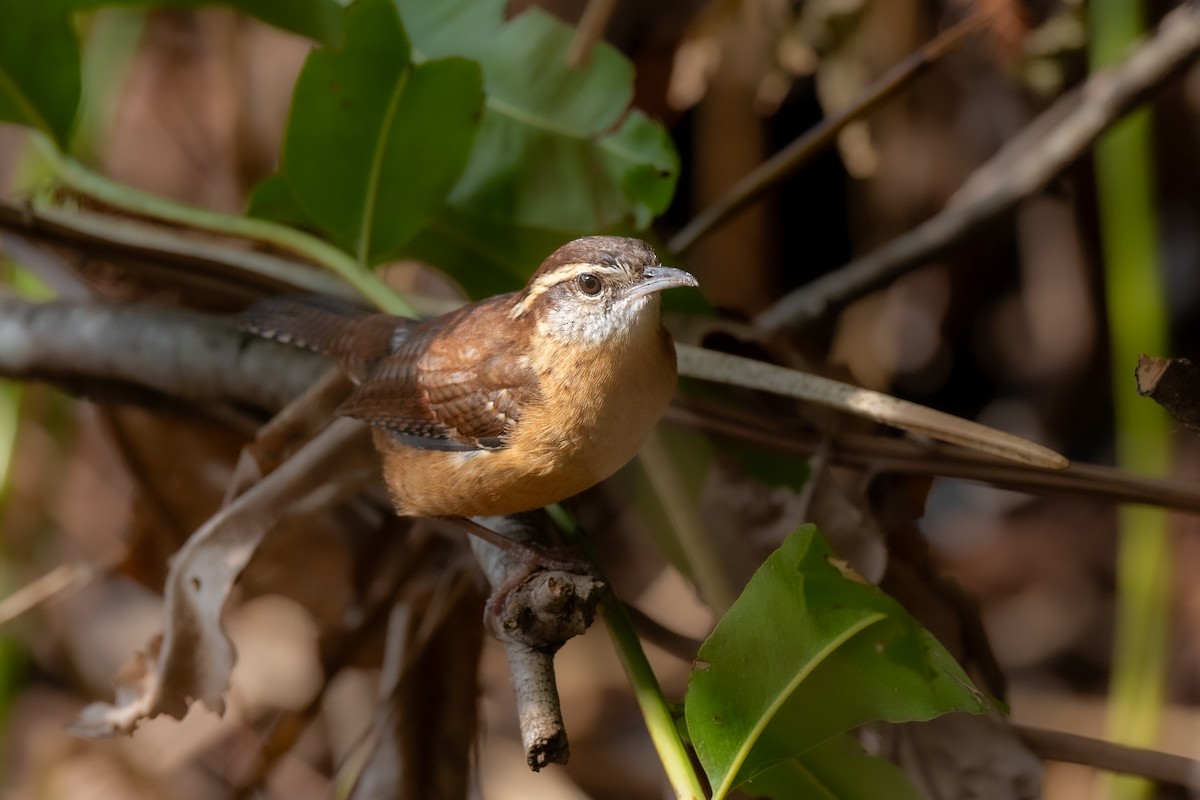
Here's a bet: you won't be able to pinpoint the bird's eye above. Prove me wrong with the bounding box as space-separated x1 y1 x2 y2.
577 273 602 295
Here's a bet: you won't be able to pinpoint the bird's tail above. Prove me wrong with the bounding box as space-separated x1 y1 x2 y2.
239 296 405 379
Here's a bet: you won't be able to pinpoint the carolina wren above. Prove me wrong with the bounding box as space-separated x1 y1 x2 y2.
242 236 697 519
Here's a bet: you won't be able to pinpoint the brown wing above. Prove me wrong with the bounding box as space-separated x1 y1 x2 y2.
337 298 540 452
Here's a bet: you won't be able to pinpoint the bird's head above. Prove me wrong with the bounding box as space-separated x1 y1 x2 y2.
510 236 697 346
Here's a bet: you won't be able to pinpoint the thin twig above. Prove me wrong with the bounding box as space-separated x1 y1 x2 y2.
224 366 350 503
6 297 1198 511
1017 725 1200 787
668 12 987 255
35 144 413 315
0 200 356 302
755 3 1200 333
678 343 1068 469
663 402 1200 513
469 515 604 771
0 561 101 626
567 0 619 67
237 529 444 798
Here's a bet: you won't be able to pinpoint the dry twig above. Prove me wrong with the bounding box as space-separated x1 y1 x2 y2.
469 516 604 770
668 12 987 255
756 3 1200 333
0 200 354 301
567 0 619 67
1018 725 1200 788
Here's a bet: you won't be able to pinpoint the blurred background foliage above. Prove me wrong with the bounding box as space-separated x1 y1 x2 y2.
2 0 1200 798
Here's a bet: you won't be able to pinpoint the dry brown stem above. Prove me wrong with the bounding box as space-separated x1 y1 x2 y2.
756 4 1200 333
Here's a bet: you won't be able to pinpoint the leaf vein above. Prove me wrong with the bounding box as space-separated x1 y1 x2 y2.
713 612 889 800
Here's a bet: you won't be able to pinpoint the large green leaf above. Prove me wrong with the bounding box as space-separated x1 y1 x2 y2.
403 206 571 297
276 0 483 264
0 0 81 147
397 0 678 240
245 173 316 231
686 527 993 799
742 733 925 800
194 0 344 44
68 0 346 45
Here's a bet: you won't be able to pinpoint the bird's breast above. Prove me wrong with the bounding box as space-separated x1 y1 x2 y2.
379 321 678 518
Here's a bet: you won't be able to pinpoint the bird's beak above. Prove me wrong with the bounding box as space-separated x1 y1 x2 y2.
627 265 699 300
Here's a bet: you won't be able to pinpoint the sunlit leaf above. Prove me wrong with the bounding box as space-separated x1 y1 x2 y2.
276 0 483 265
404 206 570 297
686 526 993 799
396 0 678 289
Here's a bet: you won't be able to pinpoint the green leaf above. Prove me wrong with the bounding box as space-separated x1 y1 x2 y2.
67 0 346 45
404 207 571 298
245 172 318 231
742 734 925 800
200 0 344 44
598 109 678 229
686 527 992 799
277 0 483 265
397 0 678 235
0 0 81 147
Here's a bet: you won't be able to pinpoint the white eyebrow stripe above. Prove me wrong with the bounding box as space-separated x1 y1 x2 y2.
509 261 627 319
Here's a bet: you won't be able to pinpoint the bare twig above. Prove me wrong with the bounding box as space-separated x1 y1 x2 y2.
0 200 356 301
678 343 1068 469
664 402 1200 513
0 561 102 626
469 516 604 770
668 12 987 255
6 297 1199 511
567 0 619 67
238 529 446 797
756 3 1200 333
224 366 350 502
1017 725 1200 787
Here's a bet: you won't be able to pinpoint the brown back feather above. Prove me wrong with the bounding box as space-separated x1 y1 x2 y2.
338 295 541 451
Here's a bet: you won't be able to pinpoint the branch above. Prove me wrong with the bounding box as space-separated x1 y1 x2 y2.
678 343 1068 469
29 144 413 314
1018 725 1200 788
567 0 618 68
755 3 1200 333
668 12 987 255
0 199 356 302
665 403 1200 512
469 516 604 771
0 297 327 412
4 297 1198 512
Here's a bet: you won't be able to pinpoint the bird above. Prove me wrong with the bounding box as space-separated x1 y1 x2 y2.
240 235 698 520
